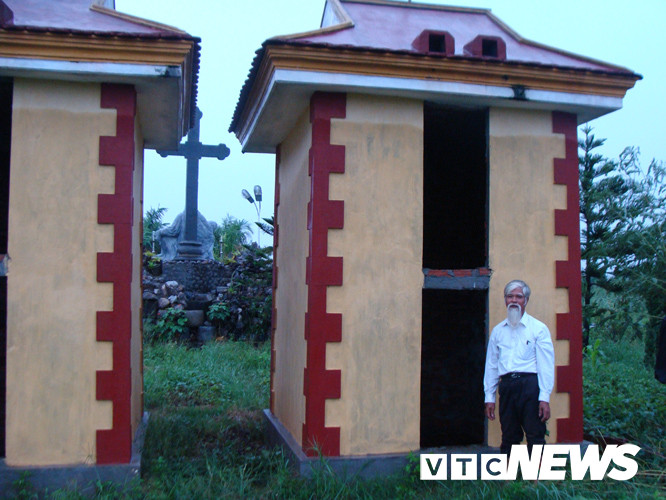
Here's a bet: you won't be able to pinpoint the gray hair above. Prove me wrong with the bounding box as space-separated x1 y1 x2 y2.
504 280 531 300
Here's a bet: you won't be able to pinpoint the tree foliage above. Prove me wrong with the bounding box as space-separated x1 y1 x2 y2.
579 126 666 362
255 215 274 237
143 206 169 252
214 215 253 262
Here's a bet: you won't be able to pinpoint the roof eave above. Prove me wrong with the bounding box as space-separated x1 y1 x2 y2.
0 28 200 148
230 43 640 153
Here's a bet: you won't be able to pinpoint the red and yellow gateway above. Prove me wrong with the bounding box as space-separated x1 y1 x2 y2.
0 0 198 475
230 0 639 475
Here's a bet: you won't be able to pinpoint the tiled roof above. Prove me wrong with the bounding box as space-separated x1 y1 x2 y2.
230 0 639 138
1 0 190 38
229 0 642 152
287 0 632 73
0 0 201 138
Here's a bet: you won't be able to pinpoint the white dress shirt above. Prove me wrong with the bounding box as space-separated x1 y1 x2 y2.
483 312 555 404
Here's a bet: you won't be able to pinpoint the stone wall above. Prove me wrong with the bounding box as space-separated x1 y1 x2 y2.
162 260 230 293
143 248 273 343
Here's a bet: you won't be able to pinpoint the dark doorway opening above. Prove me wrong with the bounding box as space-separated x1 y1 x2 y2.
423 103 487 270
421 102 489 448
420 289 486 448
0 78 11 458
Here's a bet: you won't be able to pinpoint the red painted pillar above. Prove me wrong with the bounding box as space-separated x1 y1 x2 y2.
96 83 136 464
302 92 346 456
553 111 583 443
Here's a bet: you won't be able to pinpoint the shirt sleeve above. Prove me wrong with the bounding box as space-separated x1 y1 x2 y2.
535 323 555 402
484 328 500 403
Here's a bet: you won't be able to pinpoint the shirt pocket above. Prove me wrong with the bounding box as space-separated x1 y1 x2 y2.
518 335 537 362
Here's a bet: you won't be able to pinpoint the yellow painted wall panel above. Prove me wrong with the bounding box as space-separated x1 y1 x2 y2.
131 118 144 438
6 80 116 466
327 94 423 455
272 109 311 446
487 107 570 446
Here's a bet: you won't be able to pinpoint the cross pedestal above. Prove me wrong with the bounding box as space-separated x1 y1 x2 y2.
156 108 230 259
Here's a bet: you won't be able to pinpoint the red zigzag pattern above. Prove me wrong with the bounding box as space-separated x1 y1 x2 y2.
302 92 346 457
553 111 583 443
96 83 136 464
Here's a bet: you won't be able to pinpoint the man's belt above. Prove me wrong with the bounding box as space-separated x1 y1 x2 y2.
500 372 536 380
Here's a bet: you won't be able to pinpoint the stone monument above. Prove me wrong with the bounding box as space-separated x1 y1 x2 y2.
156 107 229 259
155 211 218 261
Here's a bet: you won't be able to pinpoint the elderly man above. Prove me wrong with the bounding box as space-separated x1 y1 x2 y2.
484 279 555 455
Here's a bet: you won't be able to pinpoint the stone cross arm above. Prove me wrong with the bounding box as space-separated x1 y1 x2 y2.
156 142 230 161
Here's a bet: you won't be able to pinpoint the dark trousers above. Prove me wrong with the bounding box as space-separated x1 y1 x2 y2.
498 373 546 455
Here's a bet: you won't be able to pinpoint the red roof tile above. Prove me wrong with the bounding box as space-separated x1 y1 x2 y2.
285 0 632 73
229 0 640 151
1 0 189 38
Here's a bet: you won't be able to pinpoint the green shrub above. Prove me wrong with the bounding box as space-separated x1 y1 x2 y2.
584 335 666 473
143 250 162 276
147 307 188 344
212 246 273 342
207 301 232 337
215 215 252 262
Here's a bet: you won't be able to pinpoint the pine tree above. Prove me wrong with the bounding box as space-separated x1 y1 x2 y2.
579 126 666 362
579 127 635 346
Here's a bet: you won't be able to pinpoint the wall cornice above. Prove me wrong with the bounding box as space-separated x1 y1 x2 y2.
262 45 639 99
0 30 194 66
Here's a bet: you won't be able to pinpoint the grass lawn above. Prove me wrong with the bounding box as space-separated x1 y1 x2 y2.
9 338 666 498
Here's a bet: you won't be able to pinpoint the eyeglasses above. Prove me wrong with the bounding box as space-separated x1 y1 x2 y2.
505 294 525 300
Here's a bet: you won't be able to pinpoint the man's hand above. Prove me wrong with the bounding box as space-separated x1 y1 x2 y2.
485 403 496 421
538 401 550 422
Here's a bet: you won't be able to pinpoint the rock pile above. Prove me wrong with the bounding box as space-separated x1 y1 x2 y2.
142 247 273 344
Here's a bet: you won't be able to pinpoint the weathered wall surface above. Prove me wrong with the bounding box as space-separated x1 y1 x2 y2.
6 80 116 465
326 94 424 455
131 117 144 440
272 108 311 446
271 100 578 455
487 107 570 446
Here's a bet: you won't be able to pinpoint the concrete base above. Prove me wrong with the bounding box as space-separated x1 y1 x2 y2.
176 240 203 259
264 410 594 479
264 409 501 478
264 409 411 478
0 412 149 496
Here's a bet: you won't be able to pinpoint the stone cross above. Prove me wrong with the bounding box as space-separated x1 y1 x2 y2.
156 107 230 259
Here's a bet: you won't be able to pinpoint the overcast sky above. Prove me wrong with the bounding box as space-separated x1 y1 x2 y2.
115 0 665 230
